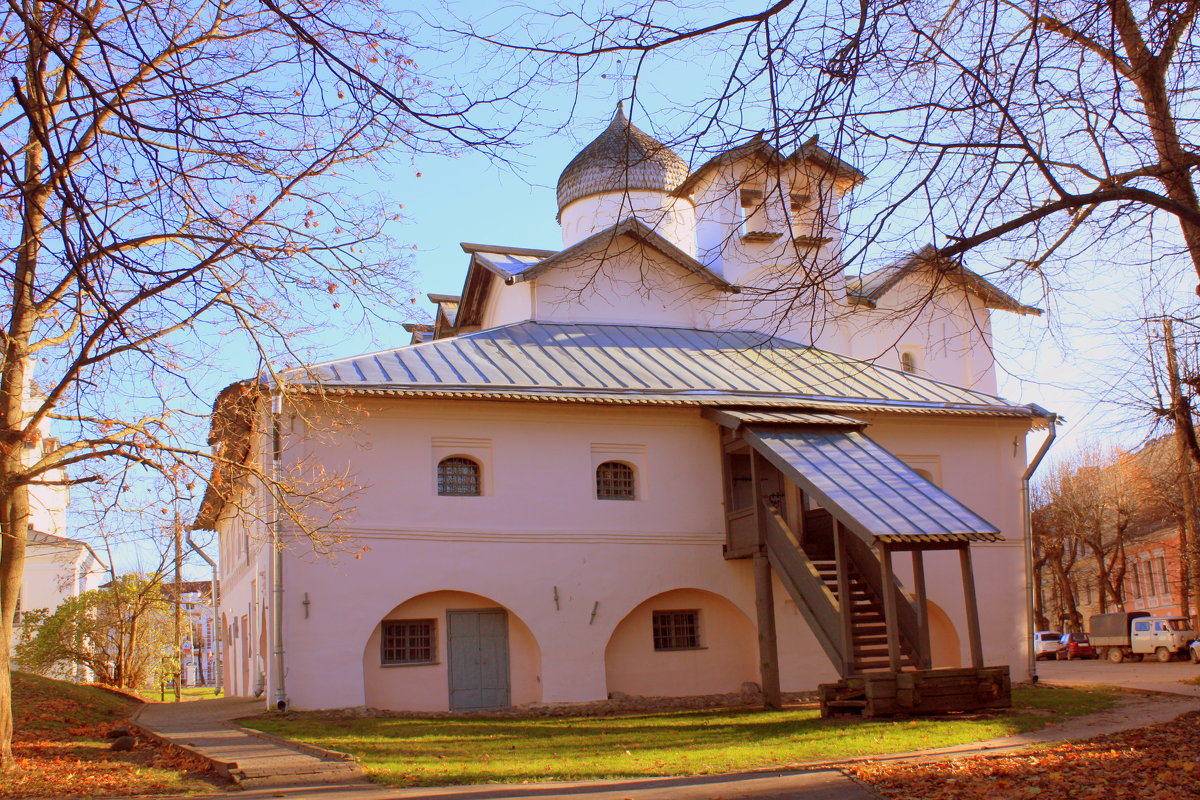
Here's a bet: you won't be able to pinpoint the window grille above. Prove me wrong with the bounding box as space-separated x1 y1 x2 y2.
900 351 917 374
438 456 480 496
652 610 700 650
596 461 635 500
381 619 435 665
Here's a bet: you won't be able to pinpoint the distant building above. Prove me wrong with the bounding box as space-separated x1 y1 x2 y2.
1036 437 1191 630
162 580 221 687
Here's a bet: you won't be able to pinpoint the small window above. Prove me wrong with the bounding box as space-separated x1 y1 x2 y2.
1134 621 1151 632
438 456 480 496
900 351 918 374
596 461 636 500
381 619 436 665
739 186 774 236
652 610 701 651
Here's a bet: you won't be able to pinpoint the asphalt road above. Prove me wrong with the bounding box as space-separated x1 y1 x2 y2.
1036 654 1200 696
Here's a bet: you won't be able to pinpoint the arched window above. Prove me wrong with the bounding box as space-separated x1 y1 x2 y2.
596 461 636 500
900 351 918 374
438 456 480 496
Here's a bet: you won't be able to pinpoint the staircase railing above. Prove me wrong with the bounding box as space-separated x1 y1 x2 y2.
761 503 847 674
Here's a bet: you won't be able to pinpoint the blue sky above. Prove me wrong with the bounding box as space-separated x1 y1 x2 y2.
107 0 1196 577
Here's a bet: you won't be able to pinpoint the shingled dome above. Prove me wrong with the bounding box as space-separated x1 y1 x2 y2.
556 103 689 214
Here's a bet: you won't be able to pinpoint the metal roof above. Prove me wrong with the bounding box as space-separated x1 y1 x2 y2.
470 250 547 281
846 247 1042 316
702 409 866 429
295 322 1039 416
742 426 1002 544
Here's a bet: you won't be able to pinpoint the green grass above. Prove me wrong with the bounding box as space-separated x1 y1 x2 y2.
241 685 1116 788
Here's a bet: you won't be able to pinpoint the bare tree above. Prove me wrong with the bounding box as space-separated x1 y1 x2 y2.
447 0 1200 289
0 0 500 768
1036 446 1140 617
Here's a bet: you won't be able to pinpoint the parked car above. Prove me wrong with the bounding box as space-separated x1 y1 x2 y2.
1034 630 1062 660
1055 632 1098 660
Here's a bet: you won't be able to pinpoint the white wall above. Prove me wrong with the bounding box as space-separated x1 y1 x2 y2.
560 191 696 254
262 398 1032 711
844 273 998 393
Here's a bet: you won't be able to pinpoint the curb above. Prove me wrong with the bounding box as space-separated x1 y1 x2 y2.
228 720 359 763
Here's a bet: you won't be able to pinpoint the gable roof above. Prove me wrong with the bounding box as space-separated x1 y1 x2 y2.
846 246 1042 316
296 321 1043 419
513 217 737 290
674 135 866 197
453 219 737 331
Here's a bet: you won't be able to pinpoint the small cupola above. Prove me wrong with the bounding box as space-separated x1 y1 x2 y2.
555 103 696 252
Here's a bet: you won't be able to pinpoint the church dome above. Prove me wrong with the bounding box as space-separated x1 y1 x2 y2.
556 104 689 214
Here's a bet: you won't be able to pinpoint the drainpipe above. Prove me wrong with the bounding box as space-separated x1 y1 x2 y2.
1022 405 1058 683
185 531 221 695
270 383 287 711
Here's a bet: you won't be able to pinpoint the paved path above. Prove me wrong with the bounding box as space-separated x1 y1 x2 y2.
134 697 366 788
183 769 879 800
1036 655 1200 696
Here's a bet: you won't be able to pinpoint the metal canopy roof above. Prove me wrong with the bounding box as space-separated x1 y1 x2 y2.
742 425 1002 544
702 408 866 429
298 322 1039 417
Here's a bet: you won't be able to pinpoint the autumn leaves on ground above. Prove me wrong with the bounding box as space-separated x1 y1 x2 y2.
4 672 214 798
853 706 1200 799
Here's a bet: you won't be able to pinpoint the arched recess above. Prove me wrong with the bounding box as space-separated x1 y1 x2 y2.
362 590 542 712
927 598 962 668
604 588 757 698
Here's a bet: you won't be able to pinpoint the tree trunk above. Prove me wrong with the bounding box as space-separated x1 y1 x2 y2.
0 12 51 764
174 514 183 699
1163 318 1200 622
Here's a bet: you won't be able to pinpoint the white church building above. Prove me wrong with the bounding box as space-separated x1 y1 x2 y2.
200 106 1048 714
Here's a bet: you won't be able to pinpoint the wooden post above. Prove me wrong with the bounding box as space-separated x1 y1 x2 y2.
911 550 932 670
753 551 782 709
959 544 984 669
750 450 782 709
879 543 902 672
833 521 854 676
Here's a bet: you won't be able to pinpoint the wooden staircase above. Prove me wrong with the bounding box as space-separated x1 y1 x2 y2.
812 559 919 673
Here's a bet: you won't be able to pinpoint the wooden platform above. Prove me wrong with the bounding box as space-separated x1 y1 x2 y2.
818 666 1011 718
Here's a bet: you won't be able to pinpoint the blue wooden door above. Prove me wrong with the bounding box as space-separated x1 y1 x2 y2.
447 610 510 711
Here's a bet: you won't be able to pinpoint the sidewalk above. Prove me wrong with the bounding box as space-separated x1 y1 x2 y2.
134 697 366 788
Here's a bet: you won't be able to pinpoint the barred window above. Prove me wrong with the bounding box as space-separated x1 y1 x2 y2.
652 610 701 651
438 456 480 496
381 619 435 665
596 461 636 500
